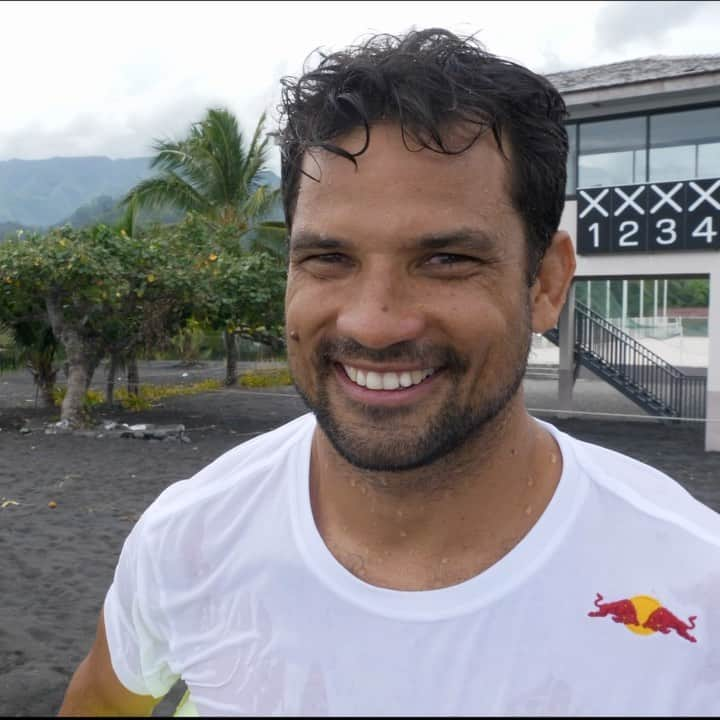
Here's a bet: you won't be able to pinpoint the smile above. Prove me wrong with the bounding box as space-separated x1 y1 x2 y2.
341 364 436 390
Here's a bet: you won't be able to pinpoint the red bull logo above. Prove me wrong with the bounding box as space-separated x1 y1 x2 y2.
588 592 697 643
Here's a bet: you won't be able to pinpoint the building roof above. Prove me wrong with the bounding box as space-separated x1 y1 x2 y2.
546 54 720 93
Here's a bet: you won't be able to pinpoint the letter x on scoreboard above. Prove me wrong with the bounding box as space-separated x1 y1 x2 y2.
577 178 720 255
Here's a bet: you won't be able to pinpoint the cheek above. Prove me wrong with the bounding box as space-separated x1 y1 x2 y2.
285 273 338 372
285 272 329 333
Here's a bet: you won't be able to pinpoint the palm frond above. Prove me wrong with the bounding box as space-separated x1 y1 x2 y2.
124 108 277 227
121 174 212 215
240 185 281 223
116 195 139 237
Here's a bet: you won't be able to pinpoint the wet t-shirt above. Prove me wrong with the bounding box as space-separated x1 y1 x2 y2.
104 413 720 715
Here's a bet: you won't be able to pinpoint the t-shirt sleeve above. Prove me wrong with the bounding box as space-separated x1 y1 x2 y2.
103 514 180 699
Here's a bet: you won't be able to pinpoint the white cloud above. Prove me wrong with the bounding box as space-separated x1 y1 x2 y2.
1 0 719 172
593 1 717 54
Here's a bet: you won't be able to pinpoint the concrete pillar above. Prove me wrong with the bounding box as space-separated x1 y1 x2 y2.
606 279 611 318
558 283 576 412
706 270 720 452
654 279 658 320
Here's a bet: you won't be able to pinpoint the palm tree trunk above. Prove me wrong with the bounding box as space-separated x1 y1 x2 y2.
224 329 238 386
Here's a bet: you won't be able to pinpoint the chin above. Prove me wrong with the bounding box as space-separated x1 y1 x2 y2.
301 383 522 475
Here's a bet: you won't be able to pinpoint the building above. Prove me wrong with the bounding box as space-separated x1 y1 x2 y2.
546 55 720 451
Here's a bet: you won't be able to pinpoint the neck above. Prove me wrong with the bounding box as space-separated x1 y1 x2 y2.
309 394 562 590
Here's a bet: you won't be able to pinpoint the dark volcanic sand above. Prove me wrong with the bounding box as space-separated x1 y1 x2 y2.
1 364 718 716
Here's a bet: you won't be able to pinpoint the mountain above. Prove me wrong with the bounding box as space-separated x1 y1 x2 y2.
0 220 35 241
0 156 155 227
0 157 283 232
58 194 184 229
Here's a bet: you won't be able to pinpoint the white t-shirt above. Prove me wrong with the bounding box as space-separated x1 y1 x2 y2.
104 413 720 716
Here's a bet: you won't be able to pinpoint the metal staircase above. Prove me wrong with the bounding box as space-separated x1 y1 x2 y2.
544 301 706 419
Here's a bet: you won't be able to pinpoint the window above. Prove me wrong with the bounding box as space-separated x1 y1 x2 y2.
566 123 577 196
699 142 720 178
649 107 720 182
578 117 647 188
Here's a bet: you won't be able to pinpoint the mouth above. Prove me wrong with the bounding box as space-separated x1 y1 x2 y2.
332 362 442 406
340 364 436 390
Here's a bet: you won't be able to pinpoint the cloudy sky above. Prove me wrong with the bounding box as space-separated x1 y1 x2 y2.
2 0 719 172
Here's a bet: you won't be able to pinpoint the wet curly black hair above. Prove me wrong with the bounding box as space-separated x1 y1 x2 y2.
277 28 568 280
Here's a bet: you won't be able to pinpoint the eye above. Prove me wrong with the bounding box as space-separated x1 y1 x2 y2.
294 252 354 278
307 253 349 264
426 253 477 265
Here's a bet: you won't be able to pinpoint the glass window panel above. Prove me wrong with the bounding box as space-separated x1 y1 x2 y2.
650 107 720 147
698 142 720 178
633 150 647 184
579 117 646 154
579 150 636 188
649 145 695 182
566 123 577 195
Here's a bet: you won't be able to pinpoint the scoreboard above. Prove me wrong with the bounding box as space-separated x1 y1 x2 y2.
576 177 720 255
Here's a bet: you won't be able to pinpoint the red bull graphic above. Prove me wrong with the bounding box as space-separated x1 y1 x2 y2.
588 593 697 643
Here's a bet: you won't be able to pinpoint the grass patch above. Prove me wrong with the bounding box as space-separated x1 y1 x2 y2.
53 378 223 412
114 379 223 410
239 367 293 388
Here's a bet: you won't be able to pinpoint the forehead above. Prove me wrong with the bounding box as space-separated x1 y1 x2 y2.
292 123 518 244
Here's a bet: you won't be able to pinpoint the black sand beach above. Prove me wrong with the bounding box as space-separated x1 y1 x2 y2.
1 363 718 716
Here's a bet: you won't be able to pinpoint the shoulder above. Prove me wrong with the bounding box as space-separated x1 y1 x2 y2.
133 412 316 542
546 420 720 545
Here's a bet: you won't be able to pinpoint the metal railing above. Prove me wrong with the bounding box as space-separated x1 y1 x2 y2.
545 301 706 419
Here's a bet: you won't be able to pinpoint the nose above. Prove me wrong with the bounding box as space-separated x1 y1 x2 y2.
335 263 426 349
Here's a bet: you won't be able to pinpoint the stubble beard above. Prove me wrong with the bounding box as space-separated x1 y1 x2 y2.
291 317 532 477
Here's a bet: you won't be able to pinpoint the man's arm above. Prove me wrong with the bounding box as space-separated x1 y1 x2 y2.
58 607 160 717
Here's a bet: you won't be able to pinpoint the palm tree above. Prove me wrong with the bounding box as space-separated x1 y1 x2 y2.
121 108 286 256
122 108 287 384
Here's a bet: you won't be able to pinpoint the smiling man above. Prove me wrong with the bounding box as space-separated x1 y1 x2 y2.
59 29 720 716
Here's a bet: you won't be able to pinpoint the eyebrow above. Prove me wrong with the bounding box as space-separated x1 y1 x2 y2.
290 228 498 253
289 232 346 252
415 229 498 253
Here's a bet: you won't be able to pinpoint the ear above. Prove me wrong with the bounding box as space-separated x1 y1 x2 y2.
530 230 576 333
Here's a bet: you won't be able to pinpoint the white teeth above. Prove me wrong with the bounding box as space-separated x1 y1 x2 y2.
382 372 400 390
343 365 435 390
399 371 413 388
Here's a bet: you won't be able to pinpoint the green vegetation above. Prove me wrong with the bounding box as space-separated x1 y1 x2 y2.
239 367 293 388
0 108 288 427
51 378 225 413
122 107 287 386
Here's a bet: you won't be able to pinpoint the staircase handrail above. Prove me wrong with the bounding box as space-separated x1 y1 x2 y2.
575 301 689 380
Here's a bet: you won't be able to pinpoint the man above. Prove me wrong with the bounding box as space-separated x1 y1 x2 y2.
59 29 720 716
